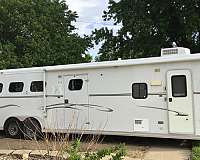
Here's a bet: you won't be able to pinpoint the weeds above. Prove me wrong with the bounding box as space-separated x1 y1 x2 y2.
192 141 200 160
66 138 126 160
3 117 127 159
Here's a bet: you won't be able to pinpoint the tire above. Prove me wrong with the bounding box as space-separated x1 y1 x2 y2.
23 118 43 140
4 119 23 138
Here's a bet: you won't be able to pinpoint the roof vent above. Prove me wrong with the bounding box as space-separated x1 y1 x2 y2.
161 47 190 57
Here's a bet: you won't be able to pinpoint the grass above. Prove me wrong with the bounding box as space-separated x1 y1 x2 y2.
192 141 200 160
28 135 127 159
66 138 126 160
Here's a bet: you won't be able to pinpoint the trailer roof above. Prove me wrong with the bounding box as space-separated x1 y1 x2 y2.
1 53 200 73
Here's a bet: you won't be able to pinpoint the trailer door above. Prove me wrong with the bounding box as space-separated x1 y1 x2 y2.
64 74 89 130
167 70 194 134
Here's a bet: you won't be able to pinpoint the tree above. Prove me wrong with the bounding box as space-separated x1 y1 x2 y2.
0 0 92 69
92 0 200 61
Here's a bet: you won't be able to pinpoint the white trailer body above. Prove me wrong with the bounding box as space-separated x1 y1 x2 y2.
0 47 200 139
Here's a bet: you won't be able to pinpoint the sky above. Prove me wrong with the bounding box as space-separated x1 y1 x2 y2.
66 0 121 58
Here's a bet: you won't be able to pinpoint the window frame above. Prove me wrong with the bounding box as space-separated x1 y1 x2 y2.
9 82 24 93
132 83 148 99
30 81 44 92
171 75 187 97
0 83 3 93
68 79 83 91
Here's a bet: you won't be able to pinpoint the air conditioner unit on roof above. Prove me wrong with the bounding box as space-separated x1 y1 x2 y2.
161 47 190 57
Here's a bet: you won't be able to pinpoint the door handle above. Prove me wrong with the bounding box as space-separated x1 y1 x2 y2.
169 98 172 102
65 99 69 104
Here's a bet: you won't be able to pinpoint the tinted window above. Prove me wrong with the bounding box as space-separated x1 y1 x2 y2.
135 120 142 124
171 75 187 97
132 83 148 99
0 83 3 93
9 82 24 92
68 79 83 91
30 81 43 92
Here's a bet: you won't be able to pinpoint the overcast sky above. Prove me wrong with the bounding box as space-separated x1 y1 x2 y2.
66 0 121 58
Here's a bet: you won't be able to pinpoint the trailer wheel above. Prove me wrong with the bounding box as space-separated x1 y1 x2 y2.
4 118 23 138
23 118 43 140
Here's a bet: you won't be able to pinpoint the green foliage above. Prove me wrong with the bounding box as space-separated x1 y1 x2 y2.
192 141 200 160
192 147 200 160
66 139 82 160
0 0 92 69
92 0 200 61
66 139 126 160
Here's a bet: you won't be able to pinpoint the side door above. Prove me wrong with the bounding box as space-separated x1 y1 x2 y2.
63 74 89 130
167 70 194 134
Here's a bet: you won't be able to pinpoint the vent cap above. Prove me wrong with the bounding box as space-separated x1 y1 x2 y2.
161 47 190 57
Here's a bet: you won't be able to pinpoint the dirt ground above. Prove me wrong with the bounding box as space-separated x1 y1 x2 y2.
0 131 192 160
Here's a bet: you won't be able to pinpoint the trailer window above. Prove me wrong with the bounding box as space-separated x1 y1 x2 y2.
0 83 3 93
9 82 24 92
68 79 83 91
171 75 187 97
132 83 148 99
30 81 43 92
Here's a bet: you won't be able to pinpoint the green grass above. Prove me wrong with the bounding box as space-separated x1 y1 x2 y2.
192 141 200 160
66 139 126 160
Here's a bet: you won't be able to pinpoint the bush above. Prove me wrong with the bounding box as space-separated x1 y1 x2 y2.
66 139 126 160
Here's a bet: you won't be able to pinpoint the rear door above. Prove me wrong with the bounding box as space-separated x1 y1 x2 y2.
167 70 194 134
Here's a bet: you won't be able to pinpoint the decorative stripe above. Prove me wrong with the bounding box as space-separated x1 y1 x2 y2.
1 91 198 98
46 105 81 111
89 93 131 97
138 105 188 116
90 92 200 96
46 103 114 113
0 104 21 109
89 92 166 97
148 92 166 95
0 95 63 98
46 95 63 98
0 101 113 113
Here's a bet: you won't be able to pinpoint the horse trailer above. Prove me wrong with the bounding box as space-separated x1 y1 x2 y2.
0 47 200 140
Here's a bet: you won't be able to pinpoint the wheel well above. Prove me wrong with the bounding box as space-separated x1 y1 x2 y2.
4 117 42 131
3 117 21 130
23 117 42 130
